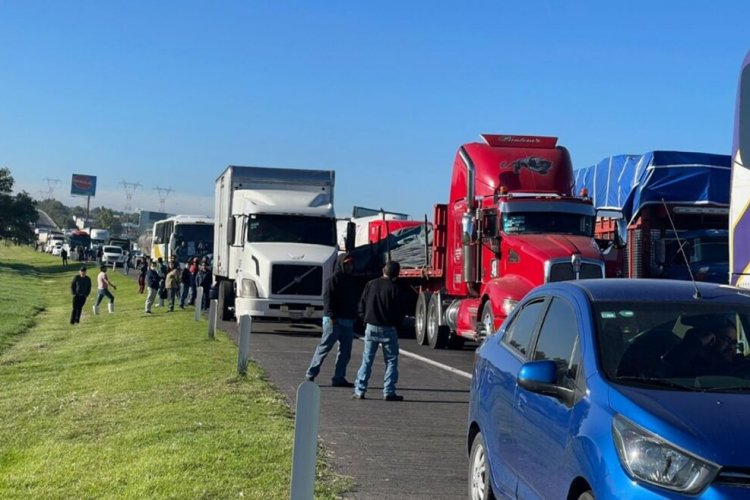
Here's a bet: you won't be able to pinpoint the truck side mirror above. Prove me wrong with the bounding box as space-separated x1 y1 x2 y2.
345 221 356 252
614 218 628 249
462 212 475 244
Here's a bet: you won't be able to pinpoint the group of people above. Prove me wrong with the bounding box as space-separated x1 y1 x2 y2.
305 254 407 401
69 254 213 323
137 255 213 314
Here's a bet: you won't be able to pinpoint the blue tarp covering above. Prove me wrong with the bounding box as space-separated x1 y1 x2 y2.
574 151 731 224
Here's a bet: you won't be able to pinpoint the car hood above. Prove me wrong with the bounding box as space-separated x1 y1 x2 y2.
609 384 750 466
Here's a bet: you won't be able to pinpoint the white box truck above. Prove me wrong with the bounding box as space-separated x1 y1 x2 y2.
214 166 338 320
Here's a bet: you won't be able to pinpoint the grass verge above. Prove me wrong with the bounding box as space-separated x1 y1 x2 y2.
0 246 351 498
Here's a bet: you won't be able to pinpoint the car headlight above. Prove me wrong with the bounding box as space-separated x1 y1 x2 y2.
502 298 518 316
612 415 719 494
240 279 258 298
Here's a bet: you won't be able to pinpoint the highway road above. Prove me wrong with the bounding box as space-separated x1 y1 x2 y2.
220 318 480 499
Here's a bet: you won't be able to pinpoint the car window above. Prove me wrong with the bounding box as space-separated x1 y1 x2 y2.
532 297 580 389
504 299 546 357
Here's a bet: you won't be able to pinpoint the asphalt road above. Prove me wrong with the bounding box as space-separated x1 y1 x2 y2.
219 319 479 499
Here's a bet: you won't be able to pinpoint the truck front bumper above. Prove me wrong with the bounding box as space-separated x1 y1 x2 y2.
235 297 324 320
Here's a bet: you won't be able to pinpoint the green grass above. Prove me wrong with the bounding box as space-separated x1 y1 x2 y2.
0 246 351 498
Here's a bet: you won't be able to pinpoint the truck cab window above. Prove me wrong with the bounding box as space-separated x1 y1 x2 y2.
246 215 336 247
502 212 594 236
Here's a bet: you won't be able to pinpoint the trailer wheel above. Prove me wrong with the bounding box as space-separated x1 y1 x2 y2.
415 291 431 345
427 297 448 349
480 301 495 337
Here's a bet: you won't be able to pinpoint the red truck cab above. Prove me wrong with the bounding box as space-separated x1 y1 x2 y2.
407 134 605 348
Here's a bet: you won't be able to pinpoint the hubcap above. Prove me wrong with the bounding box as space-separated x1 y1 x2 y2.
471 442 487 500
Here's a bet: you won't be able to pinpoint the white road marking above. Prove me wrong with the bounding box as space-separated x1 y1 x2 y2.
355 336 473 379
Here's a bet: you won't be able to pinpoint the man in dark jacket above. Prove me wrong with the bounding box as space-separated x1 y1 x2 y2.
305 254 360 386
195 261 213 311
144 262 161 313
70 266 92 324
353 260 405 401
179 263 191 309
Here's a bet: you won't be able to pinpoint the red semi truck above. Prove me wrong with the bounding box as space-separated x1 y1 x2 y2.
399 134 608 348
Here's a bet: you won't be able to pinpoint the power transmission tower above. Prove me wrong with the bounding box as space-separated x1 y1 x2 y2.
43 177 61 199
153 186 174 212
119 180 142 212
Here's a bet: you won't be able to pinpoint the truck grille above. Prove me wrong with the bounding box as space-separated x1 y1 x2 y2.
548 262 603 282
271 264 323 296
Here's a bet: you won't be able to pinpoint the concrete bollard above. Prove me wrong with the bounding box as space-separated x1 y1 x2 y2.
290 381 320 500
112 261 117 271
237 314 252 375
194 287 204 321
208 299 218 339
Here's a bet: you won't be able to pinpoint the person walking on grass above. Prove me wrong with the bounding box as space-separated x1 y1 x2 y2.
70 266 91 324
179 261 191 309
352 260 406 401
144 262 161 314
61 247 69 267
137 258 147 294
305 253 360 387
165 261 181 312
93 265 117 314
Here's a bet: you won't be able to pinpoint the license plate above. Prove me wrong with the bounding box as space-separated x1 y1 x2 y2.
289 311 302 319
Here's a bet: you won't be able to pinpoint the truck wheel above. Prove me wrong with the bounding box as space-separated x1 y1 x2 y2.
415 291 431 345
426 297 448 349
480 301 495 337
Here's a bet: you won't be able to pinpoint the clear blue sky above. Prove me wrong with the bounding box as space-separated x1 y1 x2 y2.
2 1 748 219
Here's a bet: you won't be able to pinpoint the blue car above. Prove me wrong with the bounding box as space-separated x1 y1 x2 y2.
468 279 750 499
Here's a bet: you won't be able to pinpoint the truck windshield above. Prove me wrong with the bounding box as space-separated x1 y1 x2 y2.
502 212 594 236
247 215 336 246
664 238 728 265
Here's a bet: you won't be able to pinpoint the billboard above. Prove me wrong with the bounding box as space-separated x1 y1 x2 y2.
70 174 97 197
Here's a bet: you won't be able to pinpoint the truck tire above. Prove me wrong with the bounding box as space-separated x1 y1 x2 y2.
480 301 495 337
426 297 448 349
415 291 431 345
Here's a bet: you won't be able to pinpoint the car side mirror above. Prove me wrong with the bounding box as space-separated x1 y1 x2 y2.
517 360 575 405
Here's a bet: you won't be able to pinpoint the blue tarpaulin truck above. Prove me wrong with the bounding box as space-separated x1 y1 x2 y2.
576 151 731 283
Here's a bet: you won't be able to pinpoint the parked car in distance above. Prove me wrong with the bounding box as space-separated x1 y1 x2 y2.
101 245 125 265
51 243 63 256
468 279 750 499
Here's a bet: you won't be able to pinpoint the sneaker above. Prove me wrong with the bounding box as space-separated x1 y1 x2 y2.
331 379 354 388
352 392 365 399
145 310 152 314
384 394 404 401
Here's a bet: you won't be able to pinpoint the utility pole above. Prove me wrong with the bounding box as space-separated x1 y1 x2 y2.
153 186 174 212
119 180 142 213
42 177 61 199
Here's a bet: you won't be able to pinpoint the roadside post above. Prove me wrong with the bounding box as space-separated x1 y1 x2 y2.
194 288 204 321
290 381 320 500
237 314 252 375
208 299 218 339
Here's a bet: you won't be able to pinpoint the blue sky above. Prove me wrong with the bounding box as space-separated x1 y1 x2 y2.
2 1 748 220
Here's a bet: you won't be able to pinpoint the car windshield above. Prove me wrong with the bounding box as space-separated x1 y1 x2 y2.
502 212 594 236
246 214 336 246
104 246 122 254
594 301 750 392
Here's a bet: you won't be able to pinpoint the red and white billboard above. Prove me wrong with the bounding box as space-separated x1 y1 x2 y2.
70 174 97 197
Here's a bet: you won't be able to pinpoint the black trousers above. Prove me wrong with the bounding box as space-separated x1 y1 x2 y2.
71 294 87 324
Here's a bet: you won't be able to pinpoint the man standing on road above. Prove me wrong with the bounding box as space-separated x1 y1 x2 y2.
353 260 405 401
305 253 360 387
93 265 117 314
70 266 91 324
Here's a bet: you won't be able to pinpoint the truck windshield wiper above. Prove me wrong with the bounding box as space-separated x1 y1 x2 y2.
615 376 697 391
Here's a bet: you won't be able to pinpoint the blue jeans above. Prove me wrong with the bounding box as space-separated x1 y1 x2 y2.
306 317 355 383
95 288 114 306
355 324 399 396
179 283 189 307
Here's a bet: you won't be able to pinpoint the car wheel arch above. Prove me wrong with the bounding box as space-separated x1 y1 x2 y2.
567 476 593 500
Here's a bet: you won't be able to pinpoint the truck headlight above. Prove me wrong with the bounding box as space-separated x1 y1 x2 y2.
612 415 718 494
502 298 518 316
240 279 258 298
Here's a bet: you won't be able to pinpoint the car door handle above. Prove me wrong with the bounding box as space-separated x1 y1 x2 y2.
516 393 528 414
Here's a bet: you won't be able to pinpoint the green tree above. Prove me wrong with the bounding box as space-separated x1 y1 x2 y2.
0 168 37 244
